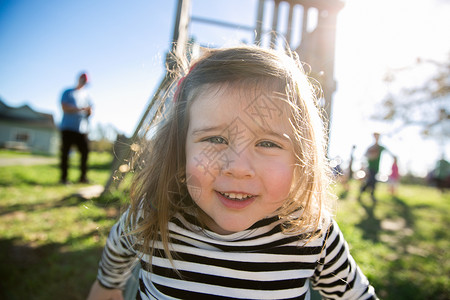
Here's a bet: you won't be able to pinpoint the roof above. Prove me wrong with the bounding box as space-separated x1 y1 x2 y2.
0 99 56 128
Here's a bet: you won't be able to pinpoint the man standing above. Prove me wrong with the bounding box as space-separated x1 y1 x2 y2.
59 72 92 184
359 132 390 201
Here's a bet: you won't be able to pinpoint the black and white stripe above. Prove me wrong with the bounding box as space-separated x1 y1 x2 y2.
97 210 377 299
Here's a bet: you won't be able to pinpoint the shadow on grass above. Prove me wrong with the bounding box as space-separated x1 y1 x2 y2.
355 194 450 299
0 194 84 217
0 154 130 299
0 188 129 299
0 234 103 300
356 196 381 243
391 196 415 228
372 254 450 300
0 157 114 187
356 194 416 244
0 191 124 219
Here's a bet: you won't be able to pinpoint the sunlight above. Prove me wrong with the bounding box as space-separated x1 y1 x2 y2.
331 0 450 177
340 0 449 74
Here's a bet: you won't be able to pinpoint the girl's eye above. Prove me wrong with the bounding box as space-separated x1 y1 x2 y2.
204 136 227 144
257 141 282 148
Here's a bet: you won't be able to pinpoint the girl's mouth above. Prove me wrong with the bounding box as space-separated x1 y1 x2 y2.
216 191 256 209
219 192 254 201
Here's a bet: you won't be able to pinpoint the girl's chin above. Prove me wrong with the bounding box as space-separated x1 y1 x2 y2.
198 213 249 235
208 219 254 235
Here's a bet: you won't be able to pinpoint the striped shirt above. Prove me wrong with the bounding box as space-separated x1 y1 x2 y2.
97 211 377 299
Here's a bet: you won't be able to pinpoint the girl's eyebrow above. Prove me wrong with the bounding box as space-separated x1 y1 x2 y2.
255 127 292 142
190 125 227 136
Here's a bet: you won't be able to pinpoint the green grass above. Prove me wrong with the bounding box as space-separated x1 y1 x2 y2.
0 150 130 300
335 182 450 299
0 150 449 299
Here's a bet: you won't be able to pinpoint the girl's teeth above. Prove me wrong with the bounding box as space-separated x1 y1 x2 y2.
222 192 251 200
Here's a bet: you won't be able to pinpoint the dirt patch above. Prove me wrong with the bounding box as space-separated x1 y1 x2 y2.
76 185 104 199
0 156 57 166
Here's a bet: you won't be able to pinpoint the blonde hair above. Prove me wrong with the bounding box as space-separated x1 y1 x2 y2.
128 45 333 263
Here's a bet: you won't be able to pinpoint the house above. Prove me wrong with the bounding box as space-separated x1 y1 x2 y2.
0 99 58 155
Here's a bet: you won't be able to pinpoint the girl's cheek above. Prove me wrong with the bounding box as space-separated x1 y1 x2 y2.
186 172 202 201
189 150 224 180
266 163 295 197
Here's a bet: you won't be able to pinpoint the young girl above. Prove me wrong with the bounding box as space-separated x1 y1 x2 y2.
388 156 400 195
87 46 378 300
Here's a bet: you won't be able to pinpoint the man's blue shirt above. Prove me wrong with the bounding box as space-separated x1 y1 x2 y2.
60 88 91 133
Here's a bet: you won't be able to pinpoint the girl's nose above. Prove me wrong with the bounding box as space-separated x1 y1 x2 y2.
221 149 256 179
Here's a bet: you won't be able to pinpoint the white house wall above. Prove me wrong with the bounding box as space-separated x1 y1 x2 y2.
0 121 58 155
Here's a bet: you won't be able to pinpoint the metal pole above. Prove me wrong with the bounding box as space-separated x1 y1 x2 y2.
254 0 265 45
103 0 192 194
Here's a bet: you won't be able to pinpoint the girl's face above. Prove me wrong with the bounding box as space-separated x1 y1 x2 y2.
185 84 296 234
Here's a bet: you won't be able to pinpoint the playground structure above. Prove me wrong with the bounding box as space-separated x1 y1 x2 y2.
104 0 344 192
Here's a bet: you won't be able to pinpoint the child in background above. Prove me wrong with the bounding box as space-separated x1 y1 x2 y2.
389 156 400 195
87 46 378 299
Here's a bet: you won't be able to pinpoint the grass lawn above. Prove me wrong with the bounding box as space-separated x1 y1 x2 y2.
0 150 449 299
0 150 128 300
334 182 449 299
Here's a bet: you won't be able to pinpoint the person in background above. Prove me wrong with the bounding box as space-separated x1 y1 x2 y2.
359 132 392 201
388 156 400 196
87 46 377 300
59 72 92 184
430 157 450 191
342 145 356 195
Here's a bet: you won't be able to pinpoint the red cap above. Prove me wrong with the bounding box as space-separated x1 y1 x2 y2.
80 73 88 83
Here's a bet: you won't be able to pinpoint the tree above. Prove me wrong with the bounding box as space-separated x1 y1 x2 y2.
373 54 450 139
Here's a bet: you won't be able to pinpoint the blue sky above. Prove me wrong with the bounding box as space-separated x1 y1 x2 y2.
1 0 449 177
